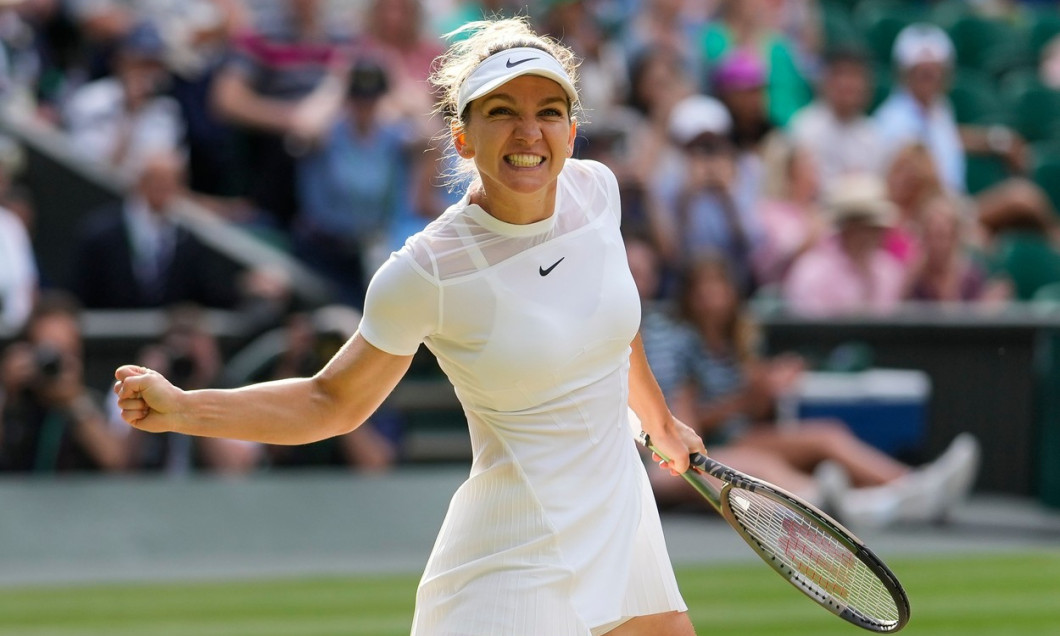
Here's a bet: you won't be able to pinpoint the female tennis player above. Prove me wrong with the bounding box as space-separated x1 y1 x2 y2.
114 17 704 636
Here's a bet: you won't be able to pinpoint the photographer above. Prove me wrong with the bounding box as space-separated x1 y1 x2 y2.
650 94 763 299
0 292 127 473
61 21 184 178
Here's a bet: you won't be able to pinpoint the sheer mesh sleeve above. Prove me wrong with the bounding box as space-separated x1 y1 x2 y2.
587 159 623 226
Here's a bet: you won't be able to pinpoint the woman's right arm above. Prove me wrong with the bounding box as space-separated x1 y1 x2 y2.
113 333 414 445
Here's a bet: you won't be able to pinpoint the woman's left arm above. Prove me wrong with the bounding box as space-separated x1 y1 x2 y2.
628 333 706 474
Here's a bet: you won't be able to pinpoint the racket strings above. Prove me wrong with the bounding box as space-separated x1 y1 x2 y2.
727 489 900 625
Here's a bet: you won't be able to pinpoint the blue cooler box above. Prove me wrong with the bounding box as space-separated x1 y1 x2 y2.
786 369 931 457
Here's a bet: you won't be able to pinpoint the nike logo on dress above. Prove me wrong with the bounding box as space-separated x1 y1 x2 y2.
539 257 565 276
506 57 537 68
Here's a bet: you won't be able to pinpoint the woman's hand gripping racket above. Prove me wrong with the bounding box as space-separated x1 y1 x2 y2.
639 431 911 633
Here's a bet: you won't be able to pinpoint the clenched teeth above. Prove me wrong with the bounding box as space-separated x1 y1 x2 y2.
505 154 544 167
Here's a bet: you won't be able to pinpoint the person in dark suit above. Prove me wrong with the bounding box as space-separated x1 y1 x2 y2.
71 150 242 310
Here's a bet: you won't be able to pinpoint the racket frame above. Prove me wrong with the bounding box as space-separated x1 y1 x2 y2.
639 432 911 633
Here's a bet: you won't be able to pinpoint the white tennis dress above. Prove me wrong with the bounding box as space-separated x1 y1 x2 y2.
359 159 686 635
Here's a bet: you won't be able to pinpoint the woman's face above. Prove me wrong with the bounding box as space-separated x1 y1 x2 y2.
886 154 924 208
459 75 577 202
824 60 871 119
840 221 885 259
921 199 959 257
689 266 736 323
788 149 819 202
633 52 686 113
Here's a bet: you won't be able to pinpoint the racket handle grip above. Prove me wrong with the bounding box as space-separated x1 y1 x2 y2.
689 452 709 472
637 431 709 472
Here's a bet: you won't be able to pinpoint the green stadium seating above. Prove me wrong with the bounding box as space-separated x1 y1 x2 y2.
977 40 1036 81
853 1 930 68
868 66 893 113
998 67 1045 100
965 155 1011 195
1030 8 1060 60
948 68 1005 124
1033 153 1060 216
1004 82 1060 142
821 6 861 50
946 15 1030 72
992 232 1060 300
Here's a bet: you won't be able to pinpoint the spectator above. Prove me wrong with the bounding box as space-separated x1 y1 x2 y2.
622 0 705 72
874 23 1027 194
0 0 41 112
626 232 687 405
539 0 628 120
294 58 417 308
353 0 444 139
62 20 185 178
164 0 257 210
698 0 813 126
62 0 137 81
1040 33 1060 90
17 0 91 124
788 44 886 184
711 47 773 161
70 149 243 310
210 0 352 228
646 254 981 527
750 131 825 289
0 197 36 333
906 191 1011 304
0 291 127 472
650 93 763 297
761 0 822 77
782 172 906 316
882 141 944 270
622 46 695 193
976 177 1060 300
0 138 35 332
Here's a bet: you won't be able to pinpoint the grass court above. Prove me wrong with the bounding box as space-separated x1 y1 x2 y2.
1 551 1057 635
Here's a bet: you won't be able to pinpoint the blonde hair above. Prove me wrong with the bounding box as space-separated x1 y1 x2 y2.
429 17 581 187
431 17 581 124
885 141 943 212
759 131 799 200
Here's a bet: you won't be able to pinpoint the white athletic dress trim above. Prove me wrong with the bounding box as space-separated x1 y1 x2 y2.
359 159 686 635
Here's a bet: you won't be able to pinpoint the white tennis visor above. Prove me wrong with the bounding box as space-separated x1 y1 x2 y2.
456 47 578 117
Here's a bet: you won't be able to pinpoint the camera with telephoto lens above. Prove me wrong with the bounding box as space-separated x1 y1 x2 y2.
33 345 65 380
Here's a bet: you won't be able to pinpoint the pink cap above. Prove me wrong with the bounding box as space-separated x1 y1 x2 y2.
713 49 766 91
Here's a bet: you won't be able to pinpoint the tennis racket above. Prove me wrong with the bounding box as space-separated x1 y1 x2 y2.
639 431 910 633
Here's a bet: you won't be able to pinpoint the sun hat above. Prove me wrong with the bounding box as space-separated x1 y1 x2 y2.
456 47 578 115
827 173 898 228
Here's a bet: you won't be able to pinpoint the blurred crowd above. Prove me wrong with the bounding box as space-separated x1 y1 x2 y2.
0 0 1058 479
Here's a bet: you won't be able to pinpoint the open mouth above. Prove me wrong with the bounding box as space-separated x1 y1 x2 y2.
505 154 545 168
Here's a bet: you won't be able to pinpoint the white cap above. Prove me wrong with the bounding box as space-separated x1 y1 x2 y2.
456 47 578 116
668 94 732 145
893 23 954 70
